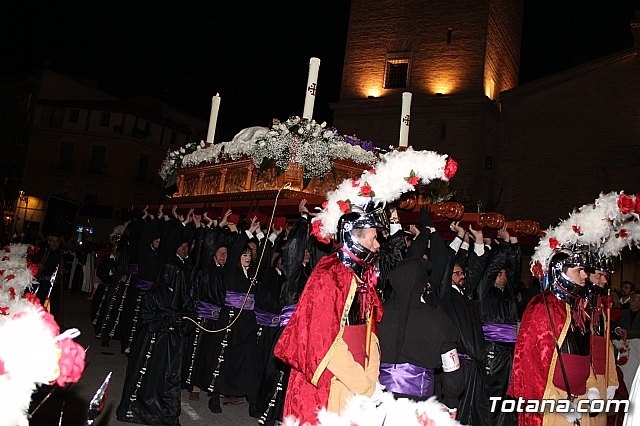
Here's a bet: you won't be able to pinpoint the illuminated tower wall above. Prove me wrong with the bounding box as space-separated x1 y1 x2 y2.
332 0 523 209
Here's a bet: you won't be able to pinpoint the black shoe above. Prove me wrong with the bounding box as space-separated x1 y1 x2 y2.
208 395 222 413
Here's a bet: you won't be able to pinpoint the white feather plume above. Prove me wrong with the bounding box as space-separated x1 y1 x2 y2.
312 147 455 240
531 191 640 274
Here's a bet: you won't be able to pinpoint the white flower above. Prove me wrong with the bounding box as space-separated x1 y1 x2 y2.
158 116 379 184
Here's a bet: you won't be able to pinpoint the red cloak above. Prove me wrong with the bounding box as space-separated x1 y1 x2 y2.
274 254 357 425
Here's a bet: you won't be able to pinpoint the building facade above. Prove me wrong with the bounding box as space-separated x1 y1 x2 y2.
0 69 207 243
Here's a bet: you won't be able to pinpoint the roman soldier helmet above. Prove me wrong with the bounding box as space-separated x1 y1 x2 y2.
548 247 590 302
336 201 389 268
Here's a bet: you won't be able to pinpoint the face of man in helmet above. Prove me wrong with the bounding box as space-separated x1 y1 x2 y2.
588 269 608 288
565 265 588 286
353 228 380 253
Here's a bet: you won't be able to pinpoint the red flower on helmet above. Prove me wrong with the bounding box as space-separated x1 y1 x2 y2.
618 193 635 214
337 200 351 213
311 220 330 244
572 225 582 235
444 157 458 179
618 229 628 238
549 237 559 249
359 183 372 197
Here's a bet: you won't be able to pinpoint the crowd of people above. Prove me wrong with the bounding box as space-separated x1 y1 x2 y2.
52 194 637 426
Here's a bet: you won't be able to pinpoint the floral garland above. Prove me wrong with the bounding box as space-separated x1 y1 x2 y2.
158 116 379 187
0 244 86 426
311 147 458 242
281 393 461 426
531 191 640 278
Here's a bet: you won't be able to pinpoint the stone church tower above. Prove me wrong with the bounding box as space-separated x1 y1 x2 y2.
332 0 524 209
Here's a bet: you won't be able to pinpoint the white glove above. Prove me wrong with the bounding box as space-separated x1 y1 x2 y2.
370 381 385 405
607 385 618 400
587 387 601 401
558 401 582 423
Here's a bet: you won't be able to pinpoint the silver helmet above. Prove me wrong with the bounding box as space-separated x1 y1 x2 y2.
336 202 389 272
548 248 590 301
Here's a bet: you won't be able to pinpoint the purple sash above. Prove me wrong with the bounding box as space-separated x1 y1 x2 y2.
255 308 280 327
225 291 255 310
482 323 517 343
379 363 435 398
133 278 154 292
196 300 222 320
279 304 296 327
128 263 139 275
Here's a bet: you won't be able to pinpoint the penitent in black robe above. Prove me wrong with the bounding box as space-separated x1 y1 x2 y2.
116 253 194 425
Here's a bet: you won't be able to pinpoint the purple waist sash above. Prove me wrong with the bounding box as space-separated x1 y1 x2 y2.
196 300 222 320
128 263 139 275
379 363 435 398
133 278 154 292
255 308 280 327
279 304 296 327
482 323 517 343
225 291 255 310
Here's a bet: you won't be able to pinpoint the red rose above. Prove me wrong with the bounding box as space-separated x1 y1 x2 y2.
0 306 8 316
1 256 8 261
549 237 559 249
407 176 419 185
55 338 86 386
351 179 359 187
8 287 15 299
572 225 581 234
321 201 328 210
369 168 376 175
5 274 14 281
619 229 628 238
359 184 372 197
531 261 544 278
444 157 458 179
337 200 351 213
618 194 635 214
311 221 331 244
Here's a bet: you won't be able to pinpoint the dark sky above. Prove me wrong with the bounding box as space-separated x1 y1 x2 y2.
1 1 639 141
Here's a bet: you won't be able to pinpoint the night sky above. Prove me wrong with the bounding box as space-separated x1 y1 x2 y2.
1 0 639 141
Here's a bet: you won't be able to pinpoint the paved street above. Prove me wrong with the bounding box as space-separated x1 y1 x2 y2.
29 291 263 426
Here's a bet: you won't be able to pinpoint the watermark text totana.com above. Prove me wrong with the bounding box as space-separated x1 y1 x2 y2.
490 397 629 414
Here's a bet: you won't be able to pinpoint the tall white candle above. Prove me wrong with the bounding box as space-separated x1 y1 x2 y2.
399 92 412 147
206 93 221 143
302 57 321 120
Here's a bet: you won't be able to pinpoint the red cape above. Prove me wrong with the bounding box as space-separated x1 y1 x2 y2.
274 255 356 425
508 291 568 426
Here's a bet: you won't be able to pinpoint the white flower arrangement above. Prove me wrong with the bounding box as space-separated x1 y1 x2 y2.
0 244 86 426
281 393 462 426
530 191 640 277
311 147 458 242
158 116 379 187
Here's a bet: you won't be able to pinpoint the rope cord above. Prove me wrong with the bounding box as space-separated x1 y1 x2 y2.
183 182 292 333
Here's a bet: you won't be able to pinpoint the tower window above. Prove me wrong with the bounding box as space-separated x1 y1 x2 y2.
384 57 410 89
